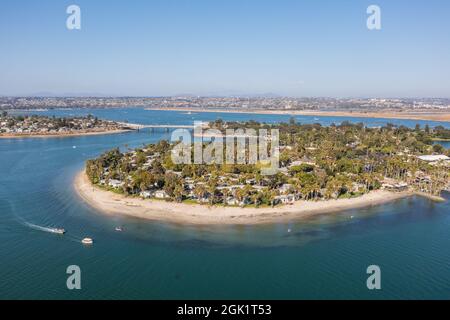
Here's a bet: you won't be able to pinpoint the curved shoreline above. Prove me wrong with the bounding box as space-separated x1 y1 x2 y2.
0 129 134 139
74 170 415 225
145 107 450 123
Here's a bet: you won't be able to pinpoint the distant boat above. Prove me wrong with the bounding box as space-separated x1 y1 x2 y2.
50 228 66 235
82 238 94 245
115 227 123 232
314 117 320 121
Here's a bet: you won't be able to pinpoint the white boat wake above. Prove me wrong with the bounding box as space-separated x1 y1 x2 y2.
24 222 64 234
9 203 83 243
24 222 83 243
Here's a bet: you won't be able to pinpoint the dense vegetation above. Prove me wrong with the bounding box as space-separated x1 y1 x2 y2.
86 120 450 207
0 112 127 135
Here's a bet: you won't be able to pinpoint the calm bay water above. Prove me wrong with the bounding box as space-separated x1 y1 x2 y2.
1 109 449 299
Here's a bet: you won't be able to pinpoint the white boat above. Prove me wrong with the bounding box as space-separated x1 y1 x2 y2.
115 227 123 232
50 228 66 234
82 238 94 245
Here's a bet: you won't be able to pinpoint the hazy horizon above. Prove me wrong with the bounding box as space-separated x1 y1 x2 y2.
1 0 449 98
2 93 450 100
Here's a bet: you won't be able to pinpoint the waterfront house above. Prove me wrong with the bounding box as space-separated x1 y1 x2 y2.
226 197 239 206
140 190 154 198
154 190 169 199
274 194 296 205
108 179 124 188
382 182 408 192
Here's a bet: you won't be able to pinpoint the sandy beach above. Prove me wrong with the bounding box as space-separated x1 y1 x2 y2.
145 107 450 123
0 129 134 139
74 170 414 225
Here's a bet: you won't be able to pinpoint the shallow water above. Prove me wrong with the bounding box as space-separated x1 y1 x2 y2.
0 109 449 299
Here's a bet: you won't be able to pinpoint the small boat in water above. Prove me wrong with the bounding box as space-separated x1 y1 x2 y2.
82 238 94 245
50 228 66 234
115 227 123 232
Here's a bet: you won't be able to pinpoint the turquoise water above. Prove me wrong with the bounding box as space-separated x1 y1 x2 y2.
1 109 450 299
12 107 450 129
437 141 450 149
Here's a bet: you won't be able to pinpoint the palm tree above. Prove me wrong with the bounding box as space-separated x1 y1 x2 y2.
193 184 207 202
221 188 230 206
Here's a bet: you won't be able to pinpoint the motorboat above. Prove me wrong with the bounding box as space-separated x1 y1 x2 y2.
50 228 66 234
82 238 94 245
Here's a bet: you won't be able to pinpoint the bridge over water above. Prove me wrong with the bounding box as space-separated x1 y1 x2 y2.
117 122 197 130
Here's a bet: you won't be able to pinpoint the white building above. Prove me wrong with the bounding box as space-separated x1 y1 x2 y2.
275 194 296 205
154 190 169 199
140 190 154 198
108 179 124 188
418 155 450 162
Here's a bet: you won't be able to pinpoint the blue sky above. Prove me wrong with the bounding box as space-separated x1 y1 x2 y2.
0 0 449 97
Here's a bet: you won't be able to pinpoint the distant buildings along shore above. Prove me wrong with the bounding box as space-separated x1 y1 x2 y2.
1 97 449 113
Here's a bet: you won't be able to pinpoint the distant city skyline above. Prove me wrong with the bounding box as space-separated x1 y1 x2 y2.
1 0 450 98
3 93 450 100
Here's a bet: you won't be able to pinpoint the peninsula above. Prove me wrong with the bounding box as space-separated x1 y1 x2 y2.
0 112 135 138
75 120 449 224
